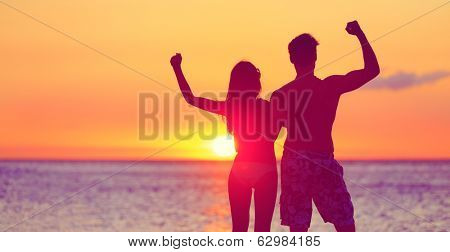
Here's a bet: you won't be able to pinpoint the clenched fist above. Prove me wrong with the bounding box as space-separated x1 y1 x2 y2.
346 21 363 36
170 53 182 67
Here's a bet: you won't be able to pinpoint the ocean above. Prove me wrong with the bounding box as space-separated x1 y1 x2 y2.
0 160 449 231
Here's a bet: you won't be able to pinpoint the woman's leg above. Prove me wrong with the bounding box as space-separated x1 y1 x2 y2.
228 172 252 232
254 170 278 232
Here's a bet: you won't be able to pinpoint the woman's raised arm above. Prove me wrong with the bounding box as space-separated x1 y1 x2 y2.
170 53 225 115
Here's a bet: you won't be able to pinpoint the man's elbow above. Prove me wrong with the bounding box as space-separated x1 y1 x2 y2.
367 64 380 80
373 64 380 77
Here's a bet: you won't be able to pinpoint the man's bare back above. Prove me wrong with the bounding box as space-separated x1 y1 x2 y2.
272 21 380 232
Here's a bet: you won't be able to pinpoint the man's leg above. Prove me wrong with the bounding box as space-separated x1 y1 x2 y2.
280 153 314 232
290 225 309 232
334 223 356 232
314 159 355 232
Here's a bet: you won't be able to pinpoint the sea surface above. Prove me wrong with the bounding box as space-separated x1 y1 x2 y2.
0 160 449 231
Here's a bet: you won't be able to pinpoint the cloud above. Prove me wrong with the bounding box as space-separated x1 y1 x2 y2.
367 71 450 90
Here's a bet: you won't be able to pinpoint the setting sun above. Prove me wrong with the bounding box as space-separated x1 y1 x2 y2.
212 136 236 157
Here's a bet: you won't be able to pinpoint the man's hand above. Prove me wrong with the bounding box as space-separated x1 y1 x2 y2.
329 20 379 93
170 53 182 67
346 21 363 36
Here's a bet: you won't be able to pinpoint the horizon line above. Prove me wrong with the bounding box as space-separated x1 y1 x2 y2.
1 157 450 163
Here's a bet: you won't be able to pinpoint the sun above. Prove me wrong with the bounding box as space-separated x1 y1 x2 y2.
212 136 236 157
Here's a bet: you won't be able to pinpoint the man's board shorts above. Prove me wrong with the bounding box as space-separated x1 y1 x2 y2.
280 150 355 229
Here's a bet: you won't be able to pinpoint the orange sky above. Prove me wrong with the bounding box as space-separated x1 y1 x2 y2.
1 0 449 160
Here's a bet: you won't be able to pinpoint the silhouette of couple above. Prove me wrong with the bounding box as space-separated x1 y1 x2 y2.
171 21 379 232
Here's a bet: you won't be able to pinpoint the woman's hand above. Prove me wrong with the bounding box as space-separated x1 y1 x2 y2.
170 53 182 68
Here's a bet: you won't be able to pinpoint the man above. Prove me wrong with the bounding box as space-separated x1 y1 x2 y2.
271 21 380 232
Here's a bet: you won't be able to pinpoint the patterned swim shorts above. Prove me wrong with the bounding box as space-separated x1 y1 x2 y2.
280 150 354 229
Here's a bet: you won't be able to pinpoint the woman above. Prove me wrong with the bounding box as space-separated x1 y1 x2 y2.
170 53 277 232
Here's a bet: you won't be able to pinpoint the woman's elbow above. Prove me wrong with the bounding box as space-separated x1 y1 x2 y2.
183 94 195 106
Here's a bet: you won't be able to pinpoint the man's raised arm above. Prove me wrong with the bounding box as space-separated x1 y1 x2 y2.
326 21 380 93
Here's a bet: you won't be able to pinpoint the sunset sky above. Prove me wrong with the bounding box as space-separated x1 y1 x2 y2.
1 0 449 160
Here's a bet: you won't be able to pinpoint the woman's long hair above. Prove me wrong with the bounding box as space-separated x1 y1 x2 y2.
225 61 261 134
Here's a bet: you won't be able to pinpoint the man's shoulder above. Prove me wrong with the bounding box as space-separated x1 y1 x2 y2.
271 80 298 98
322 74 344 84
